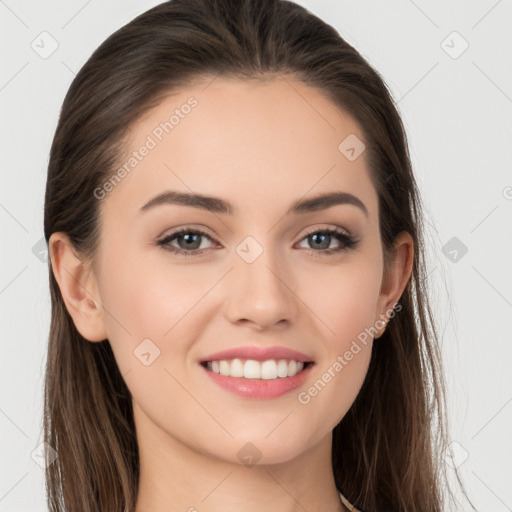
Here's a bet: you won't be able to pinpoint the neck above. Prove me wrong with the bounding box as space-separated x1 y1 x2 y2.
132 400 347 512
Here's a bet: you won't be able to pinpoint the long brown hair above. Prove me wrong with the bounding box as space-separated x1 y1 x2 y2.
43 0 475 510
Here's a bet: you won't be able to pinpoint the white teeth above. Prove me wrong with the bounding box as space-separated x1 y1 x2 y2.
277 359 289 377
219 360 230 376
261 360 277 380
244 360 261 379
230 358 244 377
206 359 307 379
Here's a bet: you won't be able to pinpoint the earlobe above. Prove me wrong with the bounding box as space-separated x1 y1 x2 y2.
49 232 107 342
375 231 414 338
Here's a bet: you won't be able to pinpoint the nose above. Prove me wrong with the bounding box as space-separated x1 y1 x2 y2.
223 245 299 330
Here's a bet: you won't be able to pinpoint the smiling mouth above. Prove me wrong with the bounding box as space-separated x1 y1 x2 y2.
200 359 314 380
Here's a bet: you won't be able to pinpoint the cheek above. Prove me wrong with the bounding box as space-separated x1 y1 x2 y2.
96 250 218 375
293 257 380 418
98 249 203 337
95 252 200 417
299 256 382 344
303 345 372 438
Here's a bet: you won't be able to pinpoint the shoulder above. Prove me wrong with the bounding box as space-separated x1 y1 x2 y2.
339 491 362 512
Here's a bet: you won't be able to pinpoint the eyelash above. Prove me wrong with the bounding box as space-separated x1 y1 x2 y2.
155 226 360 257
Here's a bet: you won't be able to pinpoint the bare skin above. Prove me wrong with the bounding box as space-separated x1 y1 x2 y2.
50 75 413 512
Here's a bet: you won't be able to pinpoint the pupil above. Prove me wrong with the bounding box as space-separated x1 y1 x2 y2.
182 234 200 249
311 233 329 249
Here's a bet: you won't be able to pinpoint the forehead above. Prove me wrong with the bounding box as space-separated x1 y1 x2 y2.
101 75 377 223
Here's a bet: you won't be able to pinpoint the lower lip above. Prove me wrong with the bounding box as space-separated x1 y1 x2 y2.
200 363 314 399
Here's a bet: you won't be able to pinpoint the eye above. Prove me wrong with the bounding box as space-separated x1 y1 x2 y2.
156 225 360 257
156 227 217 256
295 226 360 256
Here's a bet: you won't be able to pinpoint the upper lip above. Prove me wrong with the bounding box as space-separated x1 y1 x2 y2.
199 345 314 363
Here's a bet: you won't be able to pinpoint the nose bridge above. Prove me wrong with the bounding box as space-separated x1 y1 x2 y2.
224 234 298 328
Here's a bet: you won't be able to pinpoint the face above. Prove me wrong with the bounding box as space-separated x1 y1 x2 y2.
88 76 390 465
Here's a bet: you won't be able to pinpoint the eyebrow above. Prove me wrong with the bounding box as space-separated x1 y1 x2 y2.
139 190 368 217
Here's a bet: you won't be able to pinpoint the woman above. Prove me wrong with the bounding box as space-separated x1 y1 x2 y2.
43 0 475 510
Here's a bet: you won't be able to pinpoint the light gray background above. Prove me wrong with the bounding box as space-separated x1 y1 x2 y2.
1 1 511 510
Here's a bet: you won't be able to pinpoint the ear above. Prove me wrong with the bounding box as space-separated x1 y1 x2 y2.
374 231 414 339
49 232 107 342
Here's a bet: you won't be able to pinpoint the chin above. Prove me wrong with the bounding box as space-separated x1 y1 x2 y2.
223 431 315 466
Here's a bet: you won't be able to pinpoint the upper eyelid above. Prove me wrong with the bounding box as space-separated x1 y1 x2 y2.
159 226 216 242
157 224 214 240
300 225 351 237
